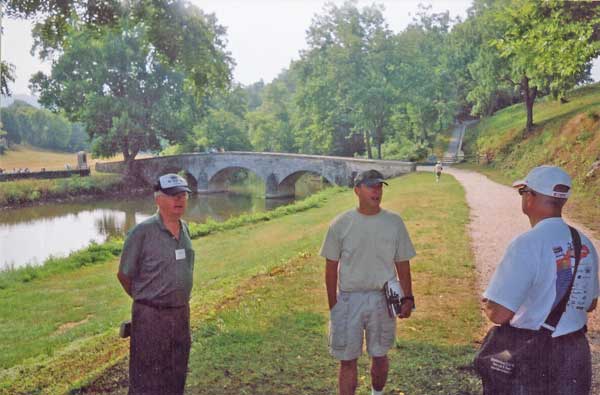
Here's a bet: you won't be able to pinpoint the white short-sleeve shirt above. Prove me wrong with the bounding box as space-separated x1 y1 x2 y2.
320 208 416 292
484 217 599 337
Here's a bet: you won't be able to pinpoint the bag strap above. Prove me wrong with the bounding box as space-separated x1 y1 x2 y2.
543 225 582 330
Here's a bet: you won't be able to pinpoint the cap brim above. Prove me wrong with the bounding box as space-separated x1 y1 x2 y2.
362 179 388 186
161 186 192 195
512 179 526 189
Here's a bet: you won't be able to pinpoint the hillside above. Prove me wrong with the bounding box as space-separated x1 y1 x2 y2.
462 82 600 236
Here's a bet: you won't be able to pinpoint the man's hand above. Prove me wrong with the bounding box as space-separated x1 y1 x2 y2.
399 299 414 318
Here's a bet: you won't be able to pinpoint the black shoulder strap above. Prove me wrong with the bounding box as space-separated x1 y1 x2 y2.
544 225 582 329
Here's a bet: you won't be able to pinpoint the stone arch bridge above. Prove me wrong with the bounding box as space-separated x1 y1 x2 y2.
96 152 416 198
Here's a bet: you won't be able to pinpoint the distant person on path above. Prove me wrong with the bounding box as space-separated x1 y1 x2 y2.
434 161 443 183
482 165 599 395
117 173 195 395
320 169 416 395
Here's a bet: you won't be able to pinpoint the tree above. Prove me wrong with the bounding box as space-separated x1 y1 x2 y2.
30 20 200 164
491 0 600 133
295 1 392 158
1 62 16 96
5 0 233 100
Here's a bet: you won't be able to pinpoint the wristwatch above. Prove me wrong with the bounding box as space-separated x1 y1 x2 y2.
401 295 416 310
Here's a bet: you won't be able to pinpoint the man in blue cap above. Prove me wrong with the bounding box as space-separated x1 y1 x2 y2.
118 173 195 395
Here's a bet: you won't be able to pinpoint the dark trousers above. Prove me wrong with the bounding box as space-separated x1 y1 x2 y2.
482 330 591 395
129 302 191 395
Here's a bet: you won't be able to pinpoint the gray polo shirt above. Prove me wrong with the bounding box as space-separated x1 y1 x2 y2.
119 213 195 307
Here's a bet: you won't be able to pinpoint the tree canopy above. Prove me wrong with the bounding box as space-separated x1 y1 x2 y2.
7 0 600 161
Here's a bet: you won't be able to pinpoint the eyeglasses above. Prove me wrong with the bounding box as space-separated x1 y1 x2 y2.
518 188 536 196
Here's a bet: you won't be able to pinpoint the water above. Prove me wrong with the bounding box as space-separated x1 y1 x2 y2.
0 192 298 270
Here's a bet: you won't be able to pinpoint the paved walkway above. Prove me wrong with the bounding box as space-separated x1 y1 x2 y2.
419 165 600 390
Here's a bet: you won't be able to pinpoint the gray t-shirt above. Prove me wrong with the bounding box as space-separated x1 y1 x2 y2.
320 208 416 292
119 213 195 307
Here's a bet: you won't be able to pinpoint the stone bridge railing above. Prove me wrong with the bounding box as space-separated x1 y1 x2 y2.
96 151 416 198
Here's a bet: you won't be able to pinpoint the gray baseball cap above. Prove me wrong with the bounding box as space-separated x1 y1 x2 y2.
354 169 388 187
154 173 192 195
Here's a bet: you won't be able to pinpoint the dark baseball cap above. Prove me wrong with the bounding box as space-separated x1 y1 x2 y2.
154 173 192 195
354 170 388 187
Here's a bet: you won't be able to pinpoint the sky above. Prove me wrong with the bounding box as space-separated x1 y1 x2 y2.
2 0 473 95
2 0 599 96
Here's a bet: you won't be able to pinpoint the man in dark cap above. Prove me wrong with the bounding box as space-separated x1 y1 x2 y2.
320 169 416 395
117 173 195 395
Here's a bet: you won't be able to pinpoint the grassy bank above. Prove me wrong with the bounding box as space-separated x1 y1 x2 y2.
0 172 482 394
461 83 600 236
0 187 343 290
0 174 127 206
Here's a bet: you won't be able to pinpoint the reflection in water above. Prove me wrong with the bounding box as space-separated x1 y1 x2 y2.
0 181 319 270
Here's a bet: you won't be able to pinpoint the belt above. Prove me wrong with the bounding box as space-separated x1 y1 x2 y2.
553 325 587 341
135 299 187 310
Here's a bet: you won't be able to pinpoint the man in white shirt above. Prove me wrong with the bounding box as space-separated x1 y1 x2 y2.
483 165 599 395
320 169 416 395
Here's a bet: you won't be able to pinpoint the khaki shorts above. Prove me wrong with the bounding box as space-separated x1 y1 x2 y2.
328 290 396 361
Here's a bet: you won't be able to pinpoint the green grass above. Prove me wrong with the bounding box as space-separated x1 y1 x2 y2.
0 173 482 394
0 173 126 206
81 172 481 395
461 82 600 237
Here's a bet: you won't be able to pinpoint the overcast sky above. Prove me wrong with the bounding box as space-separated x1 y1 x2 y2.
2 0 599 95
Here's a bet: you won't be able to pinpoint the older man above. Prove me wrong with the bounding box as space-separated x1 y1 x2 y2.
117 173 195 395
482 165 599 395
320 169 416 395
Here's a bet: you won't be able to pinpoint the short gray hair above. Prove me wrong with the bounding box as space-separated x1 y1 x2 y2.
154 190 167 199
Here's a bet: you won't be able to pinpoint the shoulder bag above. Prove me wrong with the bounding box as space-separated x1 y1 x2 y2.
473 226 582 389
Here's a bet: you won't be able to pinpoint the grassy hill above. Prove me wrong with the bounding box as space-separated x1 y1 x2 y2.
462 82 600 236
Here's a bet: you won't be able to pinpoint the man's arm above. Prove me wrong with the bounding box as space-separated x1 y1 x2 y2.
483 298 515 324
325 259 339 310
395 260 413 318
117 271 133 298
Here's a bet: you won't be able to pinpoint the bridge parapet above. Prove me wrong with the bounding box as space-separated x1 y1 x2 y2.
95 152 415 198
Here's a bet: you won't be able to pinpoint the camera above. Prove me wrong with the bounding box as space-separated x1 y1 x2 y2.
383 279 404 317
119 320 131 338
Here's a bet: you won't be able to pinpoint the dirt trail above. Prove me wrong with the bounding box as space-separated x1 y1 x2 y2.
437 166 600 390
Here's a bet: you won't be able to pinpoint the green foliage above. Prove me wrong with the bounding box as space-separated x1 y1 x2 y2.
0 102 89 151
0 61 16 97
30 20 199 162
0 174 124 206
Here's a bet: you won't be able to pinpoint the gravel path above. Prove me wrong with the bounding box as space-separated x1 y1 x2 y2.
431 166 600 391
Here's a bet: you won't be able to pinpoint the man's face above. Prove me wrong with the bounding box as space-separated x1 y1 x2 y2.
156 192 188 219
355 182 383 208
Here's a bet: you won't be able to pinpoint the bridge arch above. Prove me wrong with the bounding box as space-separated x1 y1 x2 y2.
208 166 264 193
272 170 334 198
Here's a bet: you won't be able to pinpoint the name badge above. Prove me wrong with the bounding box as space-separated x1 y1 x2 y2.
175 249 186 260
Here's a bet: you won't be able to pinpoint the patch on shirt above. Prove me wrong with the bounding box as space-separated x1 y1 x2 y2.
553 244 573 307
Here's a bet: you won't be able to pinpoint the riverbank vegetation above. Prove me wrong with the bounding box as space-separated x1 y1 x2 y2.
461 83 600 237
0 173 482 394
0 173 126 207
0 187 343 290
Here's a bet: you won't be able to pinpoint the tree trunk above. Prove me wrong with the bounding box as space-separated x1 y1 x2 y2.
364 130 373 159
521 75 538 134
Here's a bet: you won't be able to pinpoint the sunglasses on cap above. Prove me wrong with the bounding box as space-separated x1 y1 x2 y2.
518 187 536 196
